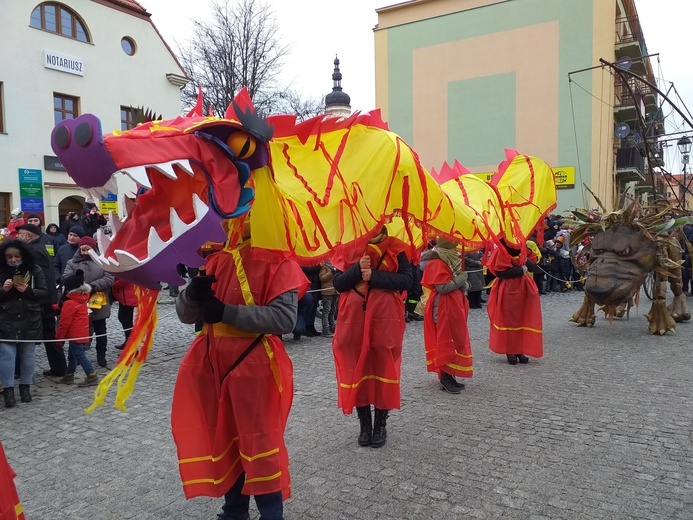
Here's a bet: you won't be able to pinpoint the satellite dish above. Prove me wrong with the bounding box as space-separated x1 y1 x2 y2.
616 56 633 70
615 122 631 139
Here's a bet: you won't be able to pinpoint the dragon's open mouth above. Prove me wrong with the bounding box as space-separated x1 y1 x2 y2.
89 157 228 288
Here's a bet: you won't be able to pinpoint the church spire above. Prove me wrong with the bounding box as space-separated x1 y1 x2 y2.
325 55 351 117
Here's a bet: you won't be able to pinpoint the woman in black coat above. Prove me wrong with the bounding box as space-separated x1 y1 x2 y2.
0 239 48 407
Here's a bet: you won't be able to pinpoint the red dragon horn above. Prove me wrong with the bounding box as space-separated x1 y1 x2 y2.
224 86 254 120
186 85 204 117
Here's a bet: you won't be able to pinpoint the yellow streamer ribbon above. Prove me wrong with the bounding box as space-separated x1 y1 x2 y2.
85 287 159 413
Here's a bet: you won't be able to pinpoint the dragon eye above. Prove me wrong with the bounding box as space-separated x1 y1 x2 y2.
593 248 604 255
226 132 256 159
617 248 630 256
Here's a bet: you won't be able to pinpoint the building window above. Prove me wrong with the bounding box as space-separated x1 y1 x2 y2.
120 106 136 131
121 37 136 56
0 82 4 133
54 93 79 125
0 193 9 228
30 3 90 42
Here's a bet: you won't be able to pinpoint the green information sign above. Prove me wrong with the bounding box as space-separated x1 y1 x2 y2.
19 169 43 197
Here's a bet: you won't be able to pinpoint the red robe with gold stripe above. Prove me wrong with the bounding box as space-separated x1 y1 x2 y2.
0 442 24 520
421 258 473 378
331 237 407 414
486 246 543 358
171 243 308 500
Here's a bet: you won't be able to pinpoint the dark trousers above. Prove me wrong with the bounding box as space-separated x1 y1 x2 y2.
307 294 320 333
221 473 283 520
42 309 66 376
468 290 483 308
91 318 107 357
118 304 135 340
293 293 313 337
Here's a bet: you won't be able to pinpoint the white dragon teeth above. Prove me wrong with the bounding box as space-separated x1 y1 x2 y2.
109 212 124 237
96 230 112 254
147 226 167 258
119 159 194 188
113 250 140 267
170 207 189 237
95 186 208 268
174 160 195 176
192 193 208 220
151 161 178 180
121 165 151 188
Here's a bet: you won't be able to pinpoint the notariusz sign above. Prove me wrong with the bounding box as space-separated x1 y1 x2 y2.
44 51 84 76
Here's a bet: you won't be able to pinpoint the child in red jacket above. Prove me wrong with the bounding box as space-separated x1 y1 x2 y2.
56 269 99 387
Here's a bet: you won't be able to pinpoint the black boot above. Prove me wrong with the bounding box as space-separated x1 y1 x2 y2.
507 354 518 365
19 384 32 403
406 302 423 321
517 354 529 364
356 405 372 446
439 372 462 394
371 408 388 448
3 387 16 408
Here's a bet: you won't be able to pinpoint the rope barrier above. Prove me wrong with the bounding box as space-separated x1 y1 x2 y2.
0 307 180 344
1 266 581 343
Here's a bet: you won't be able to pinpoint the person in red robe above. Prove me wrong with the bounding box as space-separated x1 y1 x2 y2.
172 226 309 520
420 237 473 393
486 239 543 364
332 226 412 448
0 441 25 520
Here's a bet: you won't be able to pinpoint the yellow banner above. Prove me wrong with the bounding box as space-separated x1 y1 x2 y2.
99 201 118 215
552 166 575 189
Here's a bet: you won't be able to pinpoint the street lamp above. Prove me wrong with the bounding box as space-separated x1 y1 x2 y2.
678 136 692 210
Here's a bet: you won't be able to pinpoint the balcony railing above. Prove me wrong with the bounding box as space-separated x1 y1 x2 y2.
615 16 644 46
614 15 656 83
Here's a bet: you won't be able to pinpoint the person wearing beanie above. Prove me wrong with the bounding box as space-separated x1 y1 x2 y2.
0 239 49 407
16 223 64 377
54 226 85 284
63 236 113 368
6 209 24 240
78 236 97 250
56 269 99 387
25 213 42 228
24 214 57 258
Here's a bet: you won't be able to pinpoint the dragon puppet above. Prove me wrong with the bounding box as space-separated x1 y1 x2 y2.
567 202 692 334
50 88 556 411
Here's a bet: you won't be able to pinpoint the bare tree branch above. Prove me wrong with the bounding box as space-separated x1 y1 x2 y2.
178 0 320 119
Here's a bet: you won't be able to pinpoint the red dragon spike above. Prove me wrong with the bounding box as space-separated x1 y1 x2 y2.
224 86 254 121
186 85 204 117
452 159 472 175
491 148 521 185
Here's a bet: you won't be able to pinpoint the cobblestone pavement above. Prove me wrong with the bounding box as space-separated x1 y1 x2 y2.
2 290 693 519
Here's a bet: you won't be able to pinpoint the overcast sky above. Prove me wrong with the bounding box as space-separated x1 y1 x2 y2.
142 0 693 167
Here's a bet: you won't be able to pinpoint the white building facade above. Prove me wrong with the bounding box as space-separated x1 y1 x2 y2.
0 0 187 227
